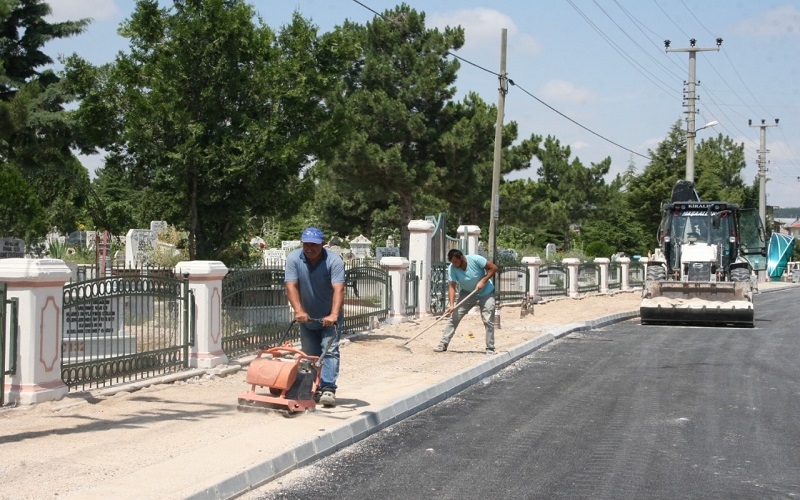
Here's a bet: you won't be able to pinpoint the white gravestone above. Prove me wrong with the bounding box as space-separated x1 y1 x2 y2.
150 220 168 234
349 234 372 259
282 240 301 253
126 229 157 267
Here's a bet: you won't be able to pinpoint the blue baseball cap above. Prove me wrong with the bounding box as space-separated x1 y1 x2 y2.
301 227 324 244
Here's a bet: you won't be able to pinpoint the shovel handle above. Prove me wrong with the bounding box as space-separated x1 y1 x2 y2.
401 288 480 347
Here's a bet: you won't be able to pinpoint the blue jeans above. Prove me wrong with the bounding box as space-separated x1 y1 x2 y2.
439 292 495 350
299 322 340 392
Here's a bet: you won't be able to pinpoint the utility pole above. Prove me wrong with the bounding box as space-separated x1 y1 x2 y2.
749 118 779 230
665 38 722 184
488 28 507 264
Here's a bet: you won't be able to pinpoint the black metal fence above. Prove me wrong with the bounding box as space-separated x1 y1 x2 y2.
577 262 600 294
629 261 645 287
406 261 419 317
495 265 528 302
538 263 569 297
61 273 194 391
608 262 622 290
221 265 391 358
1 283 19 407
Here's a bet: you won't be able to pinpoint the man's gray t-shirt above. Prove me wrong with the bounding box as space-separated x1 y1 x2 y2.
284 248 345 320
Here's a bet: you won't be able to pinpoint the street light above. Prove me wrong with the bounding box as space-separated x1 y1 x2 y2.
696 120 719 132
686 119 720 184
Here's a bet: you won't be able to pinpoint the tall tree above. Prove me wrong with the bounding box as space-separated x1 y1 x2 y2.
314 5 465 255
0 0 90 241
66 1 349 259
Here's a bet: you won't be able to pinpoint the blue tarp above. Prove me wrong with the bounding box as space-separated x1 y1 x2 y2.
767 232 795 281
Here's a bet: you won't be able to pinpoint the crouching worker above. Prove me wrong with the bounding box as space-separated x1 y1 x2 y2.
285 227 345 407
434 249 498 355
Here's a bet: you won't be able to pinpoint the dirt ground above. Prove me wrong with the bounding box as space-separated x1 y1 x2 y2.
0 291 642 499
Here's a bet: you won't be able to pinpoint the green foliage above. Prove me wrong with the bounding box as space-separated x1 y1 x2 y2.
66 2 346 259
583 241 615 258
0 166 48 241
0 0 91 239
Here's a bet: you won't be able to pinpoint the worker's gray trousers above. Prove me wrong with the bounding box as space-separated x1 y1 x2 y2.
439 292 495 350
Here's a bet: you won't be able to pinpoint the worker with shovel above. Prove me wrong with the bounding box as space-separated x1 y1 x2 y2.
434 249 498 355
285 227 345 407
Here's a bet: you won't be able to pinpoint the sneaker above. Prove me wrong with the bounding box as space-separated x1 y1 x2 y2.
485 348 496 355
433 342 448 353
319 390 336 407
313 390 322 403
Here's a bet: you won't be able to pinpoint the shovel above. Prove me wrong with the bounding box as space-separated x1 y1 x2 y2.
399 288 479 350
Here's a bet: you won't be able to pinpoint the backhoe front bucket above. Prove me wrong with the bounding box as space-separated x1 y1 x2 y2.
640 281 754 327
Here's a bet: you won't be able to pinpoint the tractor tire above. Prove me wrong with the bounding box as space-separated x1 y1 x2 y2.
646 265 667 281
730 267 751 282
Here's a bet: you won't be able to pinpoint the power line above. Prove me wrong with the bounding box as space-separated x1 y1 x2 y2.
349 0 653 162
510 81 650 160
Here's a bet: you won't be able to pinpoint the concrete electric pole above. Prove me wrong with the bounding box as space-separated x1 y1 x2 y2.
749 118 779 230
488 28 507 264
665 38 722 184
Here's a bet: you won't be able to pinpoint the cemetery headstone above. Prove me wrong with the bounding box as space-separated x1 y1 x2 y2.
126 229 157 267
349 234 372 259
375 246 400 263
545 243 558 259
0 237 25 258
150 220 168 234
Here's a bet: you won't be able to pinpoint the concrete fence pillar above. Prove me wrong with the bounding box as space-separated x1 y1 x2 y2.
380 256 410 325
594 257 610 293
408 219 435 317
563 258 581 298
0 258 70 405
175 261 229 369
457 225 481 255
522 256 542 300
617 257 631 291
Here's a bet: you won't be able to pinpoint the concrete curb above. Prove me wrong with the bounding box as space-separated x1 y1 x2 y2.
188 309 642 500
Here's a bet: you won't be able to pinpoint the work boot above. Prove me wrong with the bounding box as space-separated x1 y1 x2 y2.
433 342 448 353
319 390 336 407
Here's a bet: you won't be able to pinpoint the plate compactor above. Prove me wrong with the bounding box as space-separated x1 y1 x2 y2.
237 321 332 417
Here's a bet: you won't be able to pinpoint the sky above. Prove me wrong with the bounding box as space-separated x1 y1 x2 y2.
44 0 800 208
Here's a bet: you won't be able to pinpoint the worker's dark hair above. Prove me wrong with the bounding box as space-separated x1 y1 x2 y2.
447 249 464 261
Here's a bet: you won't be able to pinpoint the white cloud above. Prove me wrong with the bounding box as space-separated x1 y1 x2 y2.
46 0 120 23
540 79 596 104
428 8 541 56
572 140 589 151
732 5 800 37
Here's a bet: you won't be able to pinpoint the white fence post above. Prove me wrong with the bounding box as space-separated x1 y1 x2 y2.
0 258 70 404
563 258 581 298
457 225 481 255
522 256 542 300
594 257 610 293
408 219 435 317
380 256 410 325
175 261 229 369
618 257 631 291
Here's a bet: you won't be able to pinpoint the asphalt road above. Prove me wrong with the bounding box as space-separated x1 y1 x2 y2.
248 288 800 499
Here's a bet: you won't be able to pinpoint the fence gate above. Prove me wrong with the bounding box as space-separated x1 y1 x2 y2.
406 261 419 317
221 268 289 359
496 265 528 302
1 283 19 407
61 272 194 391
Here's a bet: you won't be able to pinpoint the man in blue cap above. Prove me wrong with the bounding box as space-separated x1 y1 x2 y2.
284 227 345 406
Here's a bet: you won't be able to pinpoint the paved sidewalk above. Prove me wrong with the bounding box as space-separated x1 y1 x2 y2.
0 285 791 500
